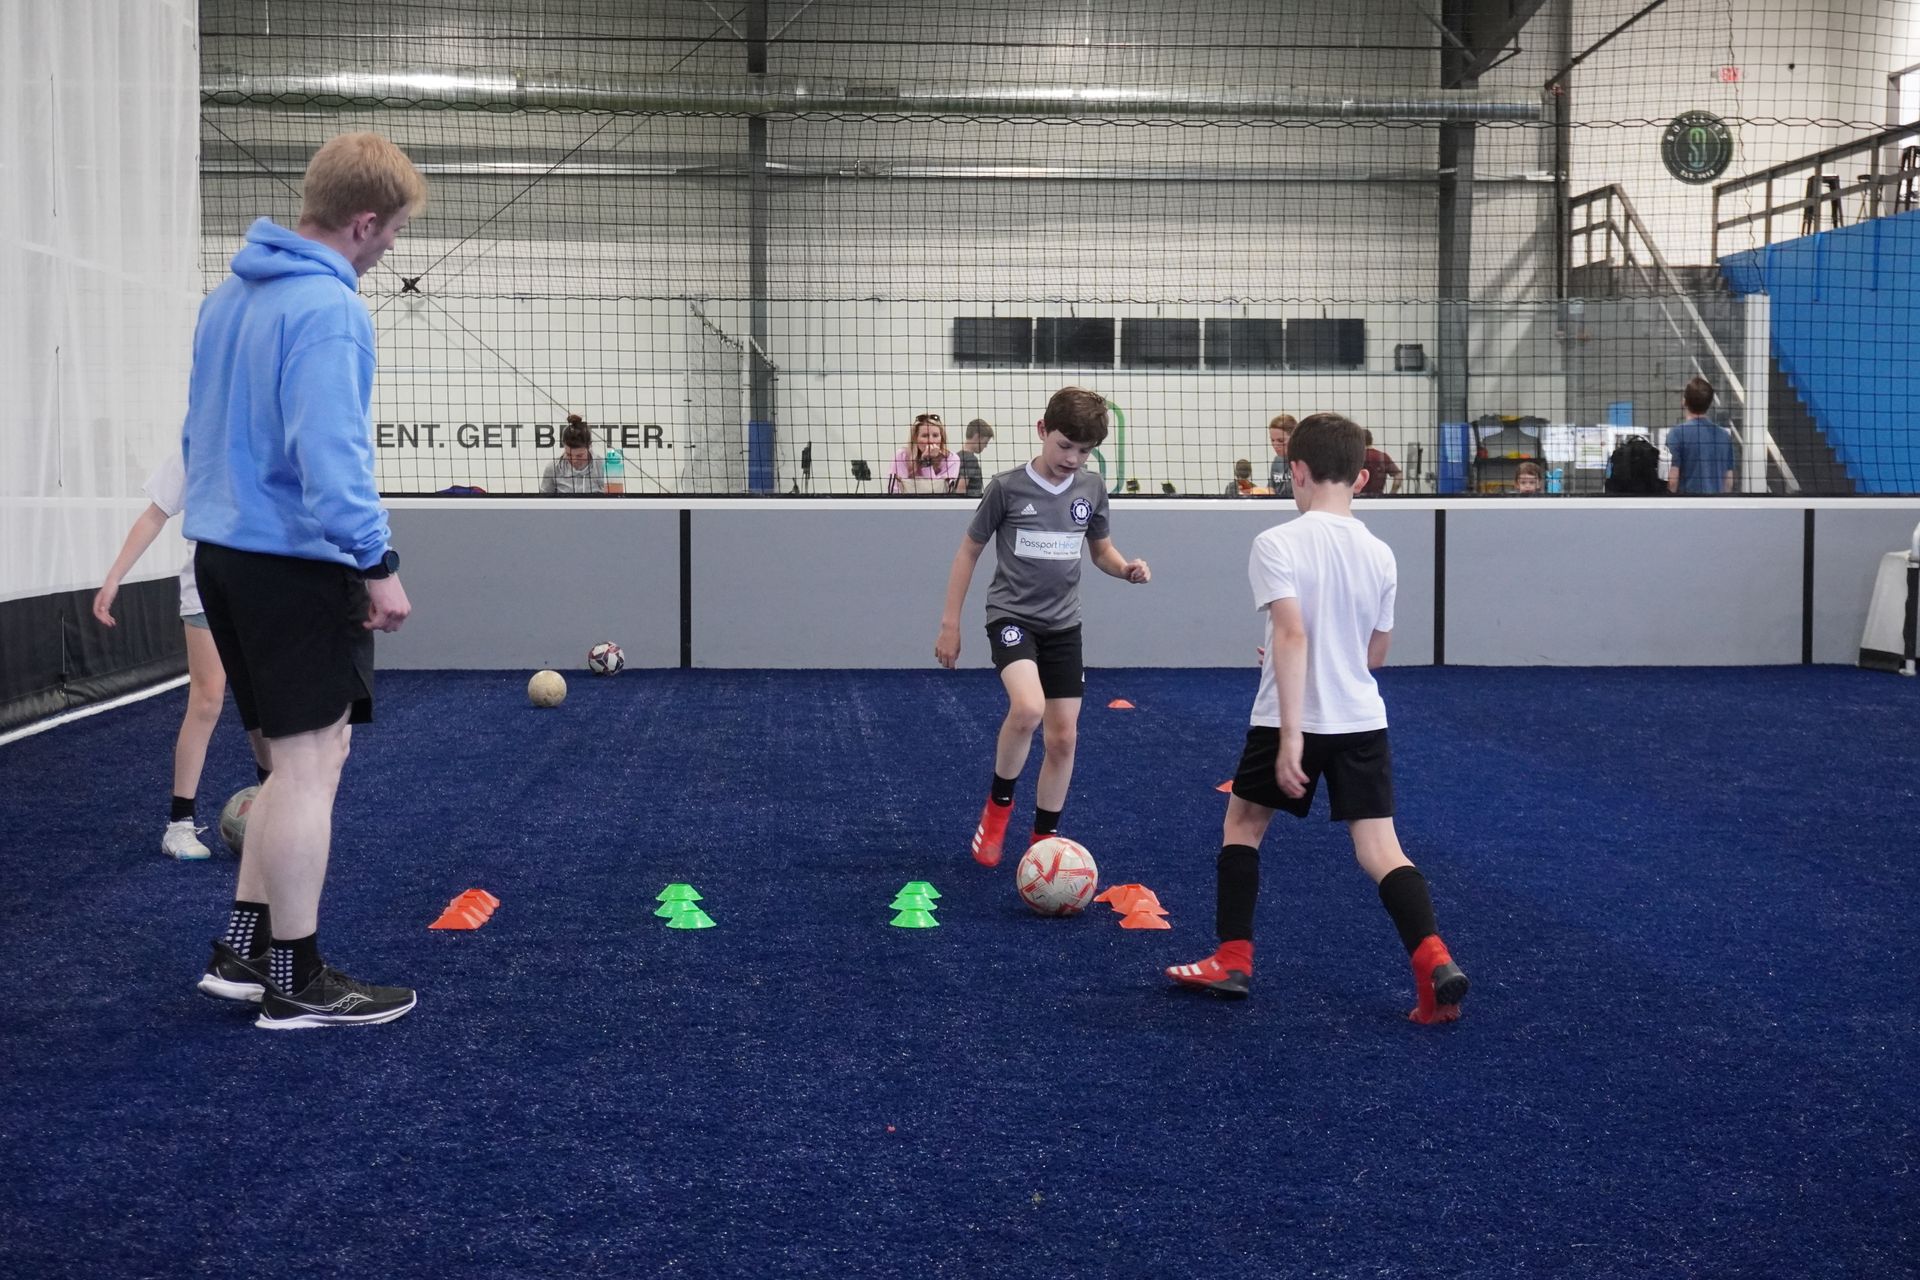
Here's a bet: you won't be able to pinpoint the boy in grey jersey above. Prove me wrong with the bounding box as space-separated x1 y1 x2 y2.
935 387 1151 868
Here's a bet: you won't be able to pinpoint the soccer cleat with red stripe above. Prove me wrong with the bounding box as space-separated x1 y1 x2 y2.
1166 944 1252 997
971 799 1013 867
1408 934 1468 1024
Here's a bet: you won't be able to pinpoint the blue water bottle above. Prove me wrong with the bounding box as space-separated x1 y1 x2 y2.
1547 467 1563 495
604 448 625 495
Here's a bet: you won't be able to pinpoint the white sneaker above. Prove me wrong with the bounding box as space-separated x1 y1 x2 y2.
162 819 212 861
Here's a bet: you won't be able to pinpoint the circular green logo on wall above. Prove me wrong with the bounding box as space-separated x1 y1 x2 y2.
1661 111 1734 184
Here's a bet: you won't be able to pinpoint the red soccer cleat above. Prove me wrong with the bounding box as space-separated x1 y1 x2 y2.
971 799 1013 867
1166 942 1253 997
1409 934 1469 1024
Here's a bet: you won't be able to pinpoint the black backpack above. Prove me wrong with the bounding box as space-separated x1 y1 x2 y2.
1604 435 1663 494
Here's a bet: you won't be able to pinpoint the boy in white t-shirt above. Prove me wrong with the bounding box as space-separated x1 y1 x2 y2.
1166 413 1468 1023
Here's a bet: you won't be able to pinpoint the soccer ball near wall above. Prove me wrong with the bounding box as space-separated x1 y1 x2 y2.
1016 837 1100 916
587 642 625 675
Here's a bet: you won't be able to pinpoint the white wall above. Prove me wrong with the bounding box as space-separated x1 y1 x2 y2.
0 1 200 603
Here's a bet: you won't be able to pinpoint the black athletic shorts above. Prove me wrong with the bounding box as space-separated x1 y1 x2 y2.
195 542 375 739
1231 726 1395 821
986 617 1085 700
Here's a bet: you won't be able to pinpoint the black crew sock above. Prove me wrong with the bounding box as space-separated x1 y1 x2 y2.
990 773 1017 806
223 901 271 959
255 765 271 785
1216 844 1260 942
169 796 196 823
1032 807 1062 837
270 933 323 994
1377 865 1439 956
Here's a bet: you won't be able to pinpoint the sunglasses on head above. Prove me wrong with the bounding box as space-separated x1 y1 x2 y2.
915 413 941 424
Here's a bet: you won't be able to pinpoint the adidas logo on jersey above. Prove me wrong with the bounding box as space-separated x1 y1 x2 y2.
1019 503 1038 515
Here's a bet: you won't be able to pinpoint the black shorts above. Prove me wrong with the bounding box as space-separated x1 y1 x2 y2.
986 617 1085 700
194 542 375 739
1231 726 1395 821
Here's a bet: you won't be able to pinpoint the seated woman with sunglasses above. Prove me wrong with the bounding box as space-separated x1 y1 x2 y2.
885 412 962 495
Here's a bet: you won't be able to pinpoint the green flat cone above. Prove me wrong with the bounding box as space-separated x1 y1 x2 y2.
667 908 716 929
656 883 702 902
889 893 936 912
890 909 939 929
655 899 695 918
899 881 941 900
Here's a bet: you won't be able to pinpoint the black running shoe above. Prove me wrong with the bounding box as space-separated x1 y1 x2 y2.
196 939 271 1003
256 965 416 1030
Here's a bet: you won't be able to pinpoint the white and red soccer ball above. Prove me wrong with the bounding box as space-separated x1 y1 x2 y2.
1016 837 1100 916
587 641 625 675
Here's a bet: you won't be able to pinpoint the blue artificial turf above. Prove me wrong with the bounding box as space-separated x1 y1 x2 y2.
1 666 1914 1279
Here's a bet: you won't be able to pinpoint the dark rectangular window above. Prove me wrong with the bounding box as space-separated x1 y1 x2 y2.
1121 318 1201 367
1034 317 1116 366
953 317 1033 365
1203 319 1286 369
1287 318 1366 370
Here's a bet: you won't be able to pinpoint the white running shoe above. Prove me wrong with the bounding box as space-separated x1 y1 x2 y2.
162 819 212 861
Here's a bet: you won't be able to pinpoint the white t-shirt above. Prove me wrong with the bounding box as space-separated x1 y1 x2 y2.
142 450 201 617
1247 511 1395 732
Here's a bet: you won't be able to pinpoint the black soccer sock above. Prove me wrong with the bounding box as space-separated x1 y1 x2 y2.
1216 844 1260 942
270 933 323 993
170 796 196 823
223 901 271 959
255 765 271 785
990 773 1017 806
1377 865 1439 956
1032 807 1062 837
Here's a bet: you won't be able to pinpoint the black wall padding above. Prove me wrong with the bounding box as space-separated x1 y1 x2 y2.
0 579 187 735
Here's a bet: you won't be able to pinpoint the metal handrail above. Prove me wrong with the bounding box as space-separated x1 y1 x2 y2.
1712 120 1920 256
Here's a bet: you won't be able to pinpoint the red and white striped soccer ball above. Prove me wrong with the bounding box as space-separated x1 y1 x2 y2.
587 641 625 675
1016 837 1100 916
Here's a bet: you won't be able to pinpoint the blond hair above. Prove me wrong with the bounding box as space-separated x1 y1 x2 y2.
301 133 428 231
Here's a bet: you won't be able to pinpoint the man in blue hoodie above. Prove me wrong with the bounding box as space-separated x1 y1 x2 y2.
184 133 426 1030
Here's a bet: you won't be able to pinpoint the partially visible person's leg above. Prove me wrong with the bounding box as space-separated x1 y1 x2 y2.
162 623 225 860
971 656 1046 867
246 711 350 943
1030 696 1080 840
1350 818 1466 1024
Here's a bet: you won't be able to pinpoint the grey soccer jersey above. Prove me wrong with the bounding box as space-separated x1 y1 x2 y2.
966 464 1112 630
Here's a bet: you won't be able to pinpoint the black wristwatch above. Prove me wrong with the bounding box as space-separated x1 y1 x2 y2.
360 547 400 580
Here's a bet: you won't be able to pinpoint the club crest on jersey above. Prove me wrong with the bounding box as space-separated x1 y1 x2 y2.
1069 497 1092 525
999 624 1025 647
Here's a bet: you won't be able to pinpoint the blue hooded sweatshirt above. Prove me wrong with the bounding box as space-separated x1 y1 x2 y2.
181 218 389 570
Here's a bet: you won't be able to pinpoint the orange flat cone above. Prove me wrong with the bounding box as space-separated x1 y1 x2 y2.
450 896 494 917
458 889 500 910
1119 909 1172 930
429 906 487 930
1094 883 1142 905
1125 891 1165 912
1107 699 1135 709
1215 781 1233 793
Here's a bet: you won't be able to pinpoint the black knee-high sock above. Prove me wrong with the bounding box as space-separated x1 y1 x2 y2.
1377 865 1438 955
223 901 270 959
1216 844 1260 942
170 796 196 822
990 773 1016 806
1032 807 1062 837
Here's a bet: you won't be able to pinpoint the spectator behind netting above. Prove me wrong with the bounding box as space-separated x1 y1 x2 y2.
1359 429 1403 495
887 412 960 494
1513 461 1544 495
957 418 995 497
541 414 606 495
1224 458 1257 497
1266 414 1297 498
1666 377 1736 495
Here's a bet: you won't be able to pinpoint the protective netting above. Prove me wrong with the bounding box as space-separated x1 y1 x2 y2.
197 0 1920 497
